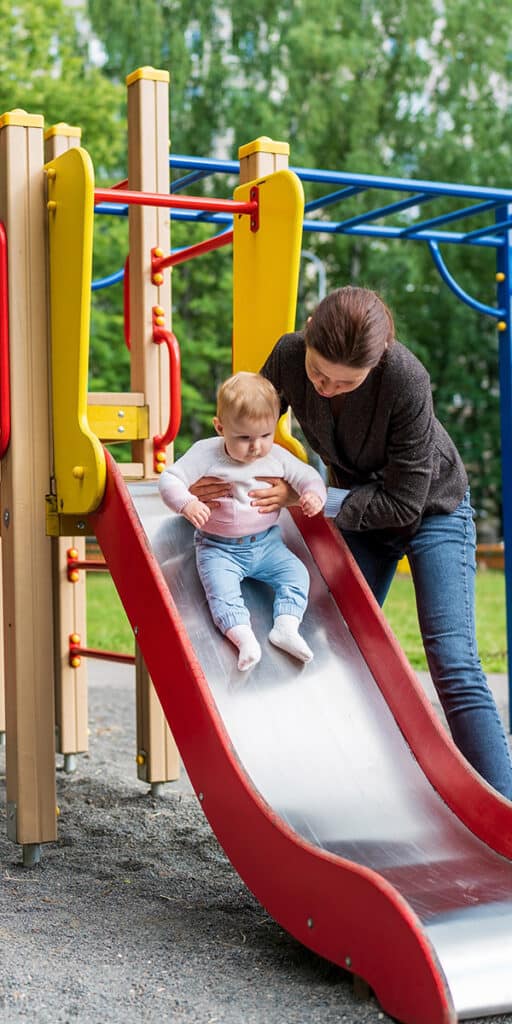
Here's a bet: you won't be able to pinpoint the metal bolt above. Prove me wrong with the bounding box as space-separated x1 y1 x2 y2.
134 626 139 636
76 521 86 531
117 409 125 418
198 792 204 802
3 509 9 526
307 917 314 929
117 425 125 433
345 956 352 968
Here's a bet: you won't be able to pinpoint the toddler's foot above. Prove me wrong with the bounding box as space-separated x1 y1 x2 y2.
226 624 262 671
268 614 313 663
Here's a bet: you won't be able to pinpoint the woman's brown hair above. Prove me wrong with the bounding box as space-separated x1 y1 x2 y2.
304 286 395 368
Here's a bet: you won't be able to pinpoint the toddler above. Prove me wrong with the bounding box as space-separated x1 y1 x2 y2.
159 372 327 670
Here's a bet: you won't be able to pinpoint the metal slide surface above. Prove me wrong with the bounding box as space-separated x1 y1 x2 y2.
91 460 512 1024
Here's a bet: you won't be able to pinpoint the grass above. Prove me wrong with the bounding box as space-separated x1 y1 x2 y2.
385 568 507 673
86 567 508 674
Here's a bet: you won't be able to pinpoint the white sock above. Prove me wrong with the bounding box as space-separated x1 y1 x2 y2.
269 614 313 663
226 624 262 671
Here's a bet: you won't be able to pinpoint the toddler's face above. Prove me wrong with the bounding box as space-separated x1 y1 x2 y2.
214 412 277 464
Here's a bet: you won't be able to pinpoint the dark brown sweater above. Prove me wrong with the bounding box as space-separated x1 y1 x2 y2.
261 332 468 540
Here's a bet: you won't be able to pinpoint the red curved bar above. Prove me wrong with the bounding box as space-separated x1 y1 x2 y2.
0 222 11 459
94 188 257 216
152 325 182 469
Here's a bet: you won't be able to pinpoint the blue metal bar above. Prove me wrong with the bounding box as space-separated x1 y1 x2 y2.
94 203 128 216
170 154 512 205
461 215 512 243
170 154 239 174
428 242 505 317
305 186 366 214
171 169 211 193
322 192 433 232
495 206 512 731
400 201 498 236
302 218 503 248
91 268 125 291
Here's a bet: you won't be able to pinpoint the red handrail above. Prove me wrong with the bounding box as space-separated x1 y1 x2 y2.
152 321 182 472
0 222 10 459
94 188 257 216
152 229 233 274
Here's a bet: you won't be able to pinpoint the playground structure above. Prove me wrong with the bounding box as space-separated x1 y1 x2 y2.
2 65 512 1024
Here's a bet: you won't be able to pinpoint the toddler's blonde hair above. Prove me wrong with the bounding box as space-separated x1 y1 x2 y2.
216 371 280 423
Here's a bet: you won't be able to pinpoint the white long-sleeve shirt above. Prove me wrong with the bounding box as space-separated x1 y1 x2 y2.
159 436 327 538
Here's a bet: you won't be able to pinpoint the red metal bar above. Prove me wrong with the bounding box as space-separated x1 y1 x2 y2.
94 187 257 216
69 639 135 666
153 229 233 273
152 318 182 471
0 222 11 459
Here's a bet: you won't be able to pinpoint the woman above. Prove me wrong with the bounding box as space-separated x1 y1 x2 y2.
191 286 512 799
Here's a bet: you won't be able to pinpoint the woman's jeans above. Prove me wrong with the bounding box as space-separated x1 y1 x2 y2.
195 525 309 635
341 491 512 800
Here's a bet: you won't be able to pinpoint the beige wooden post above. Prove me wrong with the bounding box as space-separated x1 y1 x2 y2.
239 136 290 185
0 553 4 744
127 67 179 788
0 110 57 864
45 124 88 771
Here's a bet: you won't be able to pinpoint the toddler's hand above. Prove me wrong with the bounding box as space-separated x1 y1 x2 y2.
299 491 324 517
182 498 211 528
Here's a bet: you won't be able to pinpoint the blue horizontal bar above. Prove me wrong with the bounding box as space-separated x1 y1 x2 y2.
400 200 498 236
92 268 124 290
305 186 365 214
170 153 512 204
171 169 211 193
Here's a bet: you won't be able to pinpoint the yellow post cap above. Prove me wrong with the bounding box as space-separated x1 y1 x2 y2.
45 123 81 140
0 110 44 129
126 66 170 85
238 137 290 159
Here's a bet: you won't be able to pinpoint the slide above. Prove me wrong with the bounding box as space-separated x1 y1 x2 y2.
91 453 512 1024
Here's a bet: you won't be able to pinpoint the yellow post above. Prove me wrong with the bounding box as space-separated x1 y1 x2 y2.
0 110 57 861
127 67 180 788
45 124 89 769
233 138 306 458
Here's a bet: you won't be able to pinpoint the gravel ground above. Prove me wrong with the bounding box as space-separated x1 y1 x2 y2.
0 664 512 1024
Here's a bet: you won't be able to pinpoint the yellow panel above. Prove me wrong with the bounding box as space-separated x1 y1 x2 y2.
46 147 106 514
233 168 307 459
87 403 149 441
126 66 170 85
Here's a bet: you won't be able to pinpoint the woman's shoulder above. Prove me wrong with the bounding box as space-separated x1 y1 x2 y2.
383 340 430 390
271 330 306 362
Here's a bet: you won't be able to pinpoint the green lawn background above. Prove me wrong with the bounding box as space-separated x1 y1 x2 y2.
87 568 507 674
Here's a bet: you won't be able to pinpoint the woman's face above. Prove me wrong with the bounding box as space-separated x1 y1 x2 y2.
305 347 372 398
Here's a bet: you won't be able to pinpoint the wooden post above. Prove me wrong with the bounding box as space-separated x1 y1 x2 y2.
126 67 179 787
238 135 290 185
45 124 88 769
0 110 57 861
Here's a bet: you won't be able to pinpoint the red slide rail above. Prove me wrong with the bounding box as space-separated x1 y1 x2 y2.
90 453 459 1024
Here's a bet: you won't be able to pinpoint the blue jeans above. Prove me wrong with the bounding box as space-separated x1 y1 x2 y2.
341 491 512 800
194 525 310 634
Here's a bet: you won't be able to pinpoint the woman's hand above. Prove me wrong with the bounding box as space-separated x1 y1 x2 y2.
188 476 232 509
248 477 299 514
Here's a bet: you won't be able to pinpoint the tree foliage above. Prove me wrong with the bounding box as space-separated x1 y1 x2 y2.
3 0 512 533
